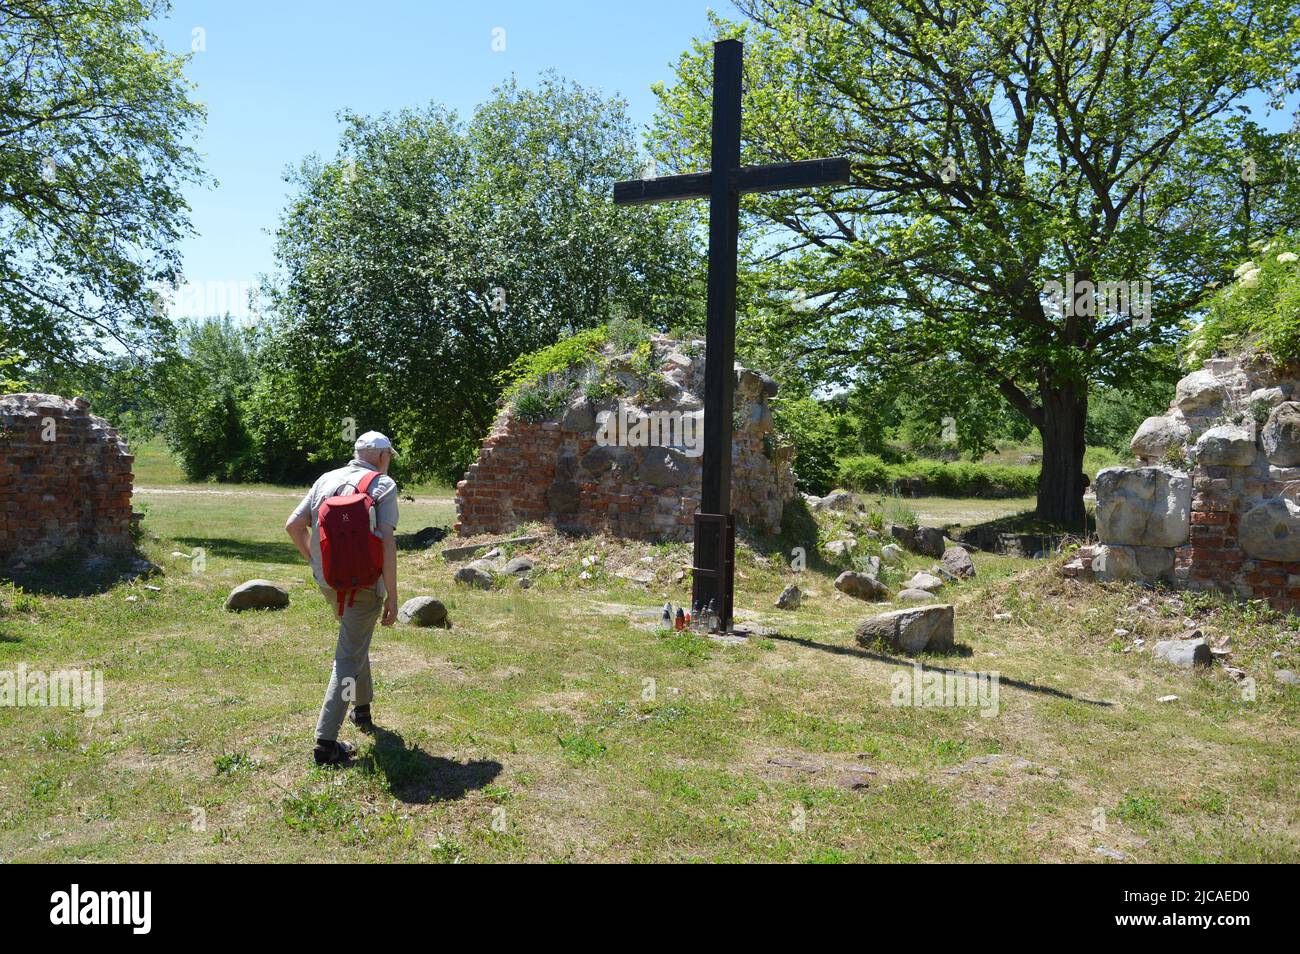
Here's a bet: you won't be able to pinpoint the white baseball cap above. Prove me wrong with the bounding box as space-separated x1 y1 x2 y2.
355 430 397 455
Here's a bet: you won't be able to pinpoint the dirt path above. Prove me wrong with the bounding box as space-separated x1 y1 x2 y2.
134 486 455 505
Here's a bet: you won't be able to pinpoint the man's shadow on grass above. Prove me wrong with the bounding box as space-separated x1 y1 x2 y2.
768 631 1113 707
357 725 502 804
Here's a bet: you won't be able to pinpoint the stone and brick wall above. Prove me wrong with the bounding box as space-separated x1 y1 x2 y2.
455 335 796 540
1072 355 1300 613
0 393 135 566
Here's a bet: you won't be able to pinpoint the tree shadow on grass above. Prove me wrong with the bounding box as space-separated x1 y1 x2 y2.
173 536 301 566
357 725 502 804
767 631 1113 707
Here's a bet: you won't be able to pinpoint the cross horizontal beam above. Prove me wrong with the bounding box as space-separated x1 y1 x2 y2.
612 157 851 207
613 171 711 206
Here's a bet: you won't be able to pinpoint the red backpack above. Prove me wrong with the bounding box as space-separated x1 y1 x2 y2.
317 470 386 616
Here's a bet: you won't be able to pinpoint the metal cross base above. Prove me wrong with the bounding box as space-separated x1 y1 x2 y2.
707 628 750 646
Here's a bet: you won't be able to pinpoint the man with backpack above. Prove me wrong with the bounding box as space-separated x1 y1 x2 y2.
285 431 400 766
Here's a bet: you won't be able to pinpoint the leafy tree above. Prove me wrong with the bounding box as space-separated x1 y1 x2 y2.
652 0 1300 523
262 74 700 482
157 317 256 481
0 0 205 371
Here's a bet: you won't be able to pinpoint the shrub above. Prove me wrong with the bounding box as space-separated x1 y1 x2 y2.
837 454 1038 497
1189 234 1300 366
772 396 844 496
512 374 574 423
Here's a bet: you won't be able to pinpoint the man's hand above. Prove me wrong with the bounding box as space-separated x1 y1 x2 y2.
382 594 398 627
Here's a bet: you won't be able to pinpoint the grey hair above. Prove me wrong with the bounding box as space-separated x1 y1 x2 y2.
357 446 387 466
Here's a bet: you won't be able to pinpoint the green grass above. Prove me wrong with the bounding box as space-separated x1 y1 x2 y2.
0 489 1296 862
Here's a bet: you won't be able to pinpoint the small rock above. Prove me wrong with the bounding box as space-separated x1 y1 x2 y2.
825 539 855 558
616 566 655 584
835 571 889 602
775 584 801 610
992 612 1012 622
1275 669 1299 686
453 564 494 589
880 544 905 566
501 556 535 576
895 588 935 603
224 579 290 612
857 555 882 578
890 524 945 558
1113 628 1130 638
1157 694 1179 703
1094 846 1127 861
397 596 449 627
940 546 976 579
906 571 944 592
1153 637 1212 669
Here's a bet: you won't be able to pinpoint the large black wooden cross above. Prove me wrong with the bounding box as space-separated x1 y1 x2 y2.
613 38 849 632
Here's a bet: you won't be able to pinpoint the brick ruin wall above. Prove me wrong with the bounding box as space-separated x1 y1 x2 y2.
0 393 135 566
1068 355 1300 613
455 336 797 540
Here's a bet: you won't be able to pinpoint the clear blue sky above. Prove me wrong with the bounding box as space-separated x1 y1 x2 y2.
153 0 738 304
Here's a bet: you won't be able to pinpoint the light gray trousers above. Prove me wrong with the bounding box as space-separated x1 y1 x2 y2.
314 582 383 742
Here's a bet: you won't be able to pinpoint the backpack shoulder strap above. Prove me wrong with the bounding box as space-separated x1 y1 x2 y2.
356 469 381 498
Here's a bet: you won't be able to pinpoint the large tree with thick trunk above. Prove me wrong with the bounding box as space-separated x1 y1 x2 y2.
651 0 1300 524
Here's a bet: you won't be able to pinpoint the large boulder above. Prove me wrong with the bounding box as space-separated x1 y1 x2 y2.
1194 425 1256 467
1174 369 1226 413
813 490 856 513
398 596 449 627
224 580 289 612
890 524 946 558
940 546 976 580
637 448 694 487
1130 415 1190 461
1239 498 1300 561
855 604 955 654
1094 467 1191 547
1092 544 1175 582
1262 402 1300 467
835 571 889 601
560 396 596 433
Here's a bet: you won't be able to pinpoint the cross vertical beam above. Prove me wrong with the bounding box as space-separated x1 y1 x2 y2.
694 38 742 627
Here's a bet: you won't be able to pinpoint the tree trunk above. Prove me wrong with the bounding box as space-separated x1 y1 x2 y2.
1035 383 1088 528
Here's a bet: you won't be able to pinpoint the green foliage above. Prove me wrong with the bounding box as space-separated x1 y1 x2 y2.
0 338 26 391
1189 235 1300 365
0 0 206 372
772 395 844 496
156 318 256 482
512 375 574 424
838 454 1040 498
499 326 610 394
1085 384 1176 455
258 75 699 483
653 0 1300 519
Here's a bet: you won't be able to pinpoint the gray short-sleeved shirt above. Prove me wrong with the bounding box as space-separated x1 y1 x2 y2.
291 460 399 587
